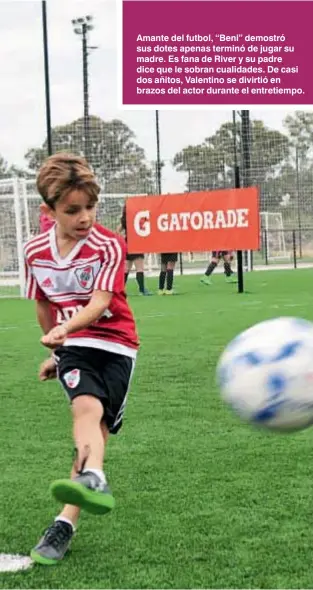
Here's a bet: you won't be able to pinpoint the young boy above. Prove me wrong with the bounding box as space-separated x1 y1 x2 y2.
117 203 151 295
201 250 236 285
24 153 139 565
158 252 178 295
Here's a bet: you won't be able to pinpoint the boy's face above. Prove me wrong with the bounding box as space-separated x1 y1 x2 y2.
43 189 97 240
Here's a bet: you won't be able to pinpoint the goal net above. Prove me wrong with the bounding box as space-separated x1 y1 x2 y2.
260 211 289 260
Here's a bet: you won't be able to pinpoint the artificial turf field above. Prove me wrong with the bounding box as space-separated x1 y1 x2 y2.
1 268 313 589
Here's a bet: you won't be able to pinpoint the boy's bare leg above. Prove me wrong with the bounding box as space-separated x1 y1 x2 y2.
56 466 81 527
72 395 105 470
58 420 110 526
50 399 113 515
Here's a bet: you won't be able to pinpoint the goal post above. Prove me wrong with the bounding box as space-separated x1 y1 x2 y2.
0 178 27 298
13 178 26 297
260 211 289 261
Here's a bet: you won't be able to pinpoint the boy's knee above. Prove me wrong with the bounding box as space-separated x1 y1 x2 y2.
72 395 103 419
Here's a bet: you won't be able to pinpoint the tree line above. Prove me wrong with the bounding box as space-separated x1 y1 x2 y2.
1 111 313 213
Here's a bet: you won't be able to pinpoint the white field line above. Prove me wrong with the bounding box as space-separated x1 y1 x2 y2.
0 553 33 573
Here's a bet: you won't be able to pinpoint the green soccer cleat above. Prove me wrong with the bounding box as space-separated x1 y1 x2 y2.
30 520 74 566
225 275 237 283
200 276 212 286
50 471 115 515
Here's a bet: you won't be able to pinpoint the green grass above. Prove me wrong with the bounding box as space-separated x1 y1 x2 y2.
1 269 313 589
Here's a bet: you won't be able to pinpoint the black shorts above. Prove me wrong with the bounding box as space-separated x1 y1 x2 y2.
161 252 178 264
212 250 229 259
54 346 136 434
126 253 144 262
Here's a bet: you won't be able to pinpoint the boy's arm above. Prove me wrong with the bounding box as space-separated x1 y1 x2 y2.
25 256 54 334
37 301 58 378
41 291 113 348
60 290 112 335
36 300 55 334
24 253 58 378
24 253 47 303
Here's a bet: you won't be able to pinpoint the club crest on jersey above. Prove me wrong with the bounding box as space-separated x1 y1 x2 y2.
63 369 80 389
75 265 94 290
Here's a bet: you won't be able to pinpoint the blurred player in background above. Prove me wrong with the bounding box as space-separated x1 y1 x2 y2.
117 203 151 296
24 153 139 565
39 207 55 233
158 252 178 295
201 250 236 285
38 207 57 325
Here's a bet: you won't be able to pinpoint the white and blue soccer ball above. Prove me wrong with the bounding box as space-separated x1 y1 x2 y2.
216 317 313 432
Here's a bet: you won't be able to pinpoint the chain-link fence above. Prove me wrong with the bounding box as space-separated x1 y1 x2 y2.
10 109 313 267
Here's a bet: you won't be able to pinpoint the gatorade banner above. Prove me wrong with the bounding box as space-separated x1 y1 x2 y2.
126 187 260 253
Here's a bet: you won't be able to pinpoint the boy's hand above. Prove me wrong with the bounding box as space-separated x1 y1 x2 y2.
41 325 68 348
39 357 57 381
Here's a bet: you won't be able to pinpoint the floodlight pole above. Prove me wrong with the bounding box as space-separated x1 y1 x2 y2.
232 110 244 294
42 0 52 155
82 23 90 162
72 16 95 163
155 110 162 194
241 111 251 190
241 110 252 271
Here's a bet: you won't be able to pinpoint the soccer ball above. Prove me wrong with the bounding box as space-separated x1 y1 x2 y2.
216 316 313 432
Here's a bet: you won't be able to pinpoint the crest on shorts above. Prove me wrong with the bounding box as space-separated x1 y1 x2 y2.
75 265 94 290
63 369 80 389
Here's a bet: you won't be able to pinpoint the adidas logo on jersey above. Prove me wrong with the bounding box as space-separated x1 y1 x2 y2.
41 277 54 289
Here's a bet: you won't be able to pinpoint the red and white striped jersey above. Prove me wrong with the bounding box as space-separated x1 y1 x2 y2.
24 223 139 358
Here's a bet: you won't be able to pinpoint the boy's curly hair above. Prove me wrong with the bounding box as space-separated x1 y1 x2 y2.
36 152 100 208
